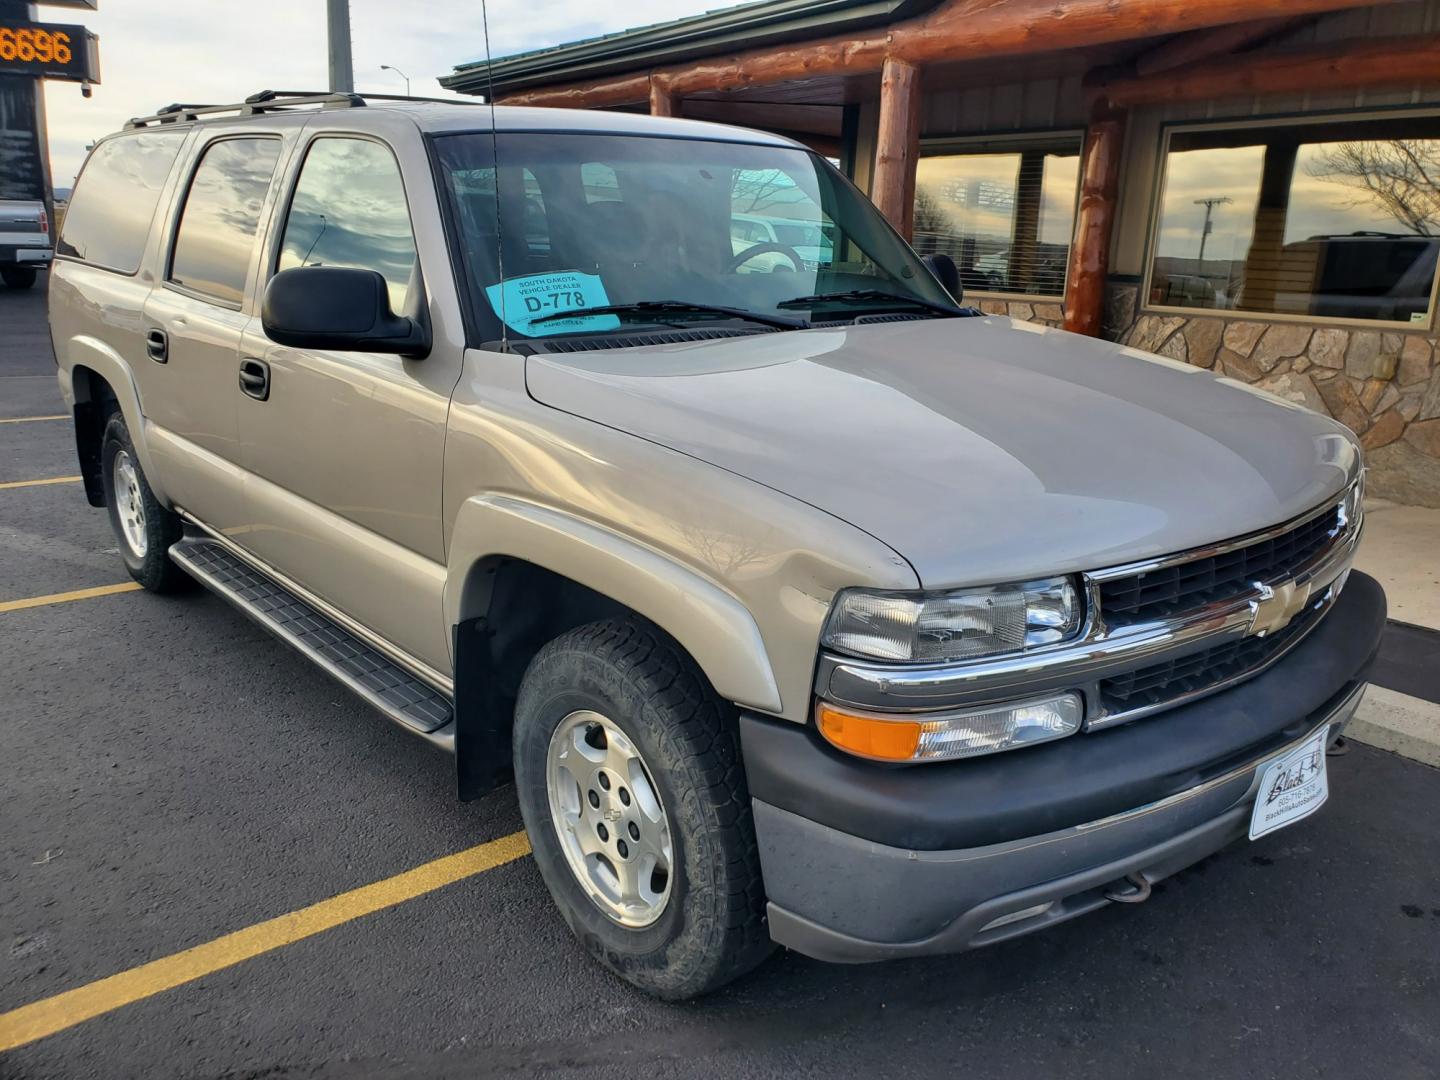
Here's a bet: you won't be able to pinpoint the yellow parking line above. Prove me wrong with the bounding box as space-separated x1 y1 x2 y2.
0 476 82 490
0 414 67 424
0 582 143 613
0 831 532 1052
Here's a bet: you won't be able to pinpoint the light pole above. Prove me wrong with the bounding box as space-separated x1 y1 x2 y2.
380 64 411 97
1193 196 1232 275
326 0 354 93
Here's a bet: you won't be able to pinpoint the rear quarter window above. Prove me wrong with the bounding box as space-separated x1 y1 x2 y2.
57 130 186 273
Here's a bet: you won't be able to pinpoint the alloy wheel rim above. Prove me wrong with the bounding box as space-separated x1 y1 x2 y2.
113 450 148 558
545 709 674 928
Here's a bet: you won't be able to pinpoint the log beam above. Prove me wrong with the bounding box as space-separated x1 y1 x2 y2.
498 0 1395 109
1131 16 1306 77
1099 34 1440 108
871 58 922 238
649 78 678 117
1063 103 1127 338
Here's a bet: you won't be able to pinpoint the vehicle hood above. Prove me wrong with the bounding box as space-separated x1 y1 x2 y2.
525 317 1359 587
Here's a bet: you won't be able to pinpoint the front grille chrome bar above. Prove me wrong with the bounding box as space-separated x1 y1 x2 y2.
816 487 1361 719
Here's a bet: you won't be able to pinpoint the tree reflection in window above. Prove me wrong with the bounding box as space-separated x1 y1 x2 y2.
278 138 418 314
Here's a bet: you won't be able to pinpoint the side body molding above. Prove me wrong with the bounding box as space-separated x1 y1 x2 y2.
445 494 784 715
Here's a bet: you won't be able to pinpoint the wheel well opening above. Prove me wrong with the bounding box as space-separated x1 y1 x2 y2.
453 559 665 800
71 366 119 508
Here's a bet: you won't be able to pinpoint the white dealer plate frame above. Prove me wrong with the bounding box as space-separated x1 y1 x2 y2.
1249 727 1330 841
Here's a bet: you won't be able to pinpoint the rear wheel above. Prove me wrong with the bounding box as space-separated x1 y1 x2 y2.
1 266 37 289
513 619 772 999
100 414 191 592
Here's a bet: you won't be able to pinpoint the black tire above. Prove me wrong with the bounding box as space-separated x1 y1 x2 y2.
2 266 37 289
514 619 773 999
100 414 192 593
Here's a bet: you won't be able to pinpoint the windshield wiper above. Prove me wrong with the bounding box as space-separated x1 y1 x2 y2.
776 289 964 318
529 300 807 331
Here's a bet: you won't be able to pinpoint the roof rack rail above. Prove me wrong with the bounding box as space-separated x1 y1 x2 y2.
124 89 487 130
125 90 365 129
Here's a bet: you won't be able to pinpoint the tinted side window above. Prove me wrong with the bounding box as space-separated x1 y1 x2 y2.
57 131 186 272
277 138 417 313
169 138 282 305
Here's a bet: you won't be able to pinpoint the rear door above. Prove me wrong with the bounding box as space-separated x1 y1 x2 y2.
140 131 288 530
237 130 460 673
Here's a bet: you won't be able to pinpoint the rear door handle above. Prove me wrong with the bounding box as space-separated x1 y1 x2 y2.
238 358 270 401
145 328 168 364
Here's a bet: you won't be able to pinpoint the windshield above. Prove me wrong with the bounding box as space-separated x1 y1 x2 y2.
432 132 954 343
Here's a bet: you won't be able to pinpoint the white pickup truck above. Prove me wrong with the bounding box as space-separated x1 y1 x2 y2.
0 196 52 288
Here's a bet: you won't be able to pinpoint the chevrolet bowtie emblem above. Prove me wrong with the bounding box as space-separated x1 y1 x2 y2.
1247 578 1310 637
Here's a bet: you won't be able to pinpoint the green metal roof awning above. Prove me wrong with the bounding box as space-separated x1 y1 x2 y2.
441 0 941 97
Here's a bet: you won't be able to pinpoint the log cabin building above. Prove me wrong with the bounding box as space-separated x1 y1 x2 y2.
442 0 1440 505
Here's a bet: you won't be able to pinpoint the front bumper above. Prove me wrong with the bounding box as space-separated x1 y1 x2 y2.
741 570 1385 962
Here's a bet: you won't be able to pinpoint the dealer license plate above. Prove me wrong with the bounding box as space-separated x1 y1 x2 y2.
1249 728 1330 841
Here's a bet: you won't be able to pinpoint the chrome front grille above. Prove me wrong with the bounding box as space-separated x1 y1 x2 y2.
1097 596 1326 717
1086 489 1359 726
1099 504 1342 626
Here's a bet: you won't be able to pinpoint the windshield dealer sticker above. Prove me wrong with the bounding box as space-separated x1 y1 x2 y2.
485 271 620 337
1248 728 1329 841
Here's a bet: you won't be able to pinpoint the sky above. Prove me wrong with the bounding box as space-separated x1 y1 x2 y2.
40 0 731 189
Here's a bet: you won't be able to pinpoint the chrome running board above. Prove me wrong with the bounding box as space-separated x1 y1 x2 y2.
169 537 454 749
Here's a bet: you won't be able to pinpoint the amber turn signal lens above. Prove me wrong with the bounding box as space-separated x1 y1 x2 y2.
816 702 921 762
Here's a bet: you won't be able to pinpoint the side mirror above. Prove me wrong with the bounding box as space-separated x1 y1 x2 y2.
262 266 429 357
922 253 963 304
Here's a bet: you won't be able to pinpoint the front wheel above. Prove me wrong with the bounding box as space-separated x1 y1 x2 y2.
100 414 191 592
513 619 773 999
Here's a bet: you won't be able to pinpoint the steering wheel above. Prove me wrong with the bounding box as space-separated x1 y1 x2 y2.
727 242 805 274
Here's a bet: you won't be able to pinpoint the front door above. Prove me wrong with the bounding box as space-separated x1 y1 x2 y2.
237 134 458 673
141 133 285 532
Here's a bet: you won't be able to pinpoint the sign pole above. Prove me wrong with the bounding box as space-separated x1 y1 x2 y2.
0 1 49 214
326 0 353 93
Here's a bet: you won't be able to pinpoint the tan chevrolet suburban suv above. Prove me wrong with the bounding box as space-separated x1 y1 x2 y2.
49 91 1385 999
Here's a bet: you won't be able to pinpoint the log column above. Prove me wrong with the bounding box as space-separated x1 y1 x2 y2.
1063 101 1127 337
871 57 922 238
649 79 678 117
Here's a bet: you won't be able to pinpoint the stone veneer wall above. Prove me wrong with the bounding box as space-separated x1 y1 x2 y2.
975 298 1066 329
973 287 1440 508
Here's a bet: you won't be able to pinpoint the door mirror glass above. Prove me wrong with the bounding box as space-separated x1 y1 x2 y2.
261 266 429 356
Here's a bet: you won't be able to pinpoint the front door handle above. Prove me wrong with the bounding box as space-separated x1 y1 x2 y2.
145 328 168 364
238 358 270 401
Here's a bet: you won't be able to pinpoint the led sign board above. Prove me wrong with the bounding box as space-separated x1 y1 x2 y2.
0 22 100 83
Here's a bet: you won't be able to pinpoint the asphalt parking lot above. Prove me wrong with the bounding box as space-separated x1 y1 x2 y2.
2 274 1439 1080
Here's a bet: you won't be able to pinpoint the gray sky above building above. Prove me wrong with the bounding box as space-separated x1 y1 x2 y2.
42 0 729 187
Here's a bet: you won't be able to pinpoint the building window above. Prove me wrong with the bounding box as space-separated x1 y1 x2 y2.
913 136 1081 298
1147 114 1440 326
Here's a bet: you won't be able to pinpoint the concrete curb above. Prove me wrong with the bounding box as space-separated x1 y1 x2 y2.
1347 684 1440 770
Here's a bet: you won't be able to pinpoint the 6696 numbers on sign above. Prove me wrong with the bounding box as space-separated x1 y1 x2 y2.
0 26 72 64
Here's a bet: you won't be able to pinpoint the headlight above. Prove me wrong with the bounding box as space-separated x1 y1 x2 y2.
817 692 1083 762
822 577 1082 663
